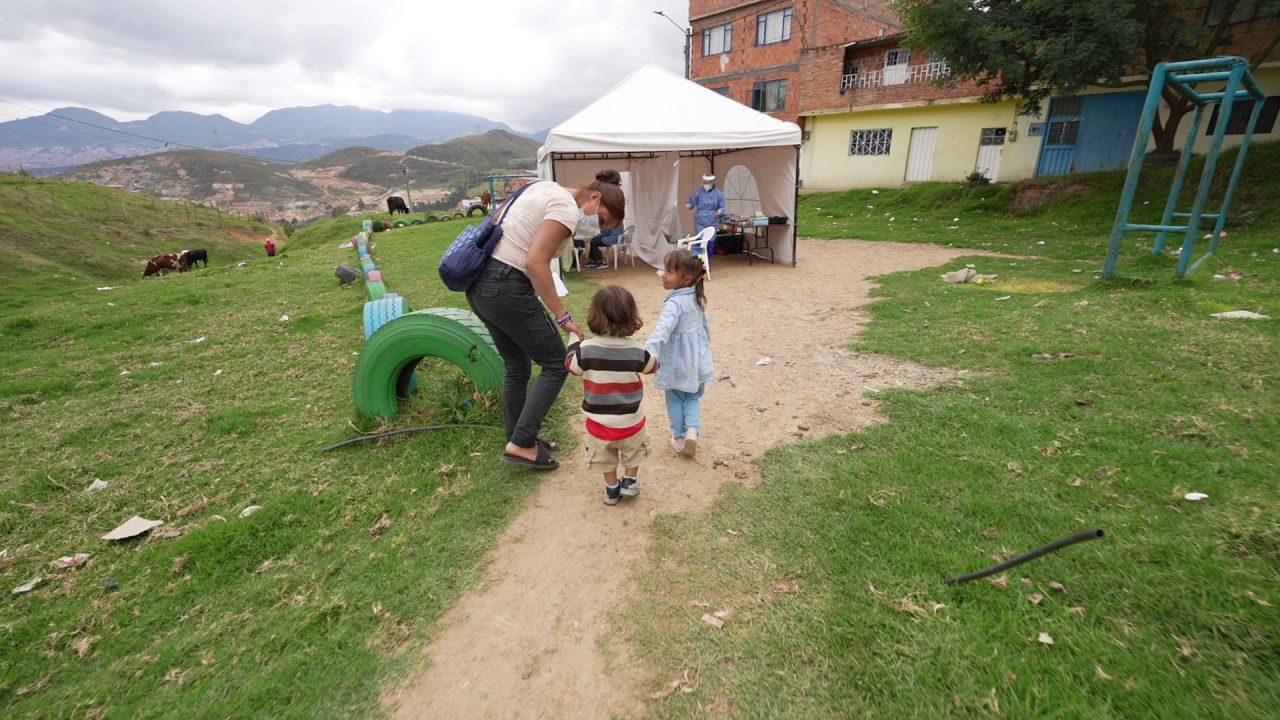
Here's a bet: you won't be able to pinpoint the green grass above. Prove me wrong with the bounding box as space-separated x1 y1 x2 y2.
625 143 1279 718
0 208 597 718
0 174 272 307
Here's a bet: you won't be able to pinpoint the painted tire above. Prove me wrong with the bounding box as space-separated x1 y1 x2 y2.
367 270 382 282
410 219 423 225
352 307 502 421
366 280 387 300
362 293 410 341
392 220 408 228
362 260 376 272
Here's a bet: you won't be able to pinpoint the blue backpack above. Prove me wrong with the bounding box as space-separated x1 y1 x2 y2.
438 181 538 291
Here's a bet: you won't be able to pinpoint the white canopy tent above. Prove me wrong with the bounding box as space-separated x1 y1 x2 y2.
538 64 802 268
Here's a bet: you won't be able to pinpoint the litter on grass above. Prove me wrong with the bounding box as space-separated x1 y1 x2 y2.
1211 310 1269 320
700 613 725 629
51 553 91 569
12 577 41 595
279 315 290 322
995 295 1012 301
102 516 163 541
1184 492 1208 501
96 286 120 291
85 479 108 492
941 268 998 284
239 505 262 518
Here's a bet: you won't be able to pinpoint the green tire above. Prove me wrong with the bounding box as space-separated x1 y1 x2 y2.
353 307 503 421
366 280 387 300
410 219 423 225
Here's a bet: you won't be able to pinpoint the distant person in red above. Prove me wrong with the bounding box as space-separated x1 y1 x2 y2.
264 239 277 257
480 190 492 209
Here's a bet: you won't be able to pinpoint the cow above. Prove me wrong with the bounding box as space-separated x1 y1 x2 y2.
181 248 208 268
142 253 187 278
386 196 409 214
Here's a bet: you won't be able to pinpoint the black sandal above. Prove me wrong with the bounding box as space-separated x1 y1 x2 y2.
535 436 560 452
500 443 560 470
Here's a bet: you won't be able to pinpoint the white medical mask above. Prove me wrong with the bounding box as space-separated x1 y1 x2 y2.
703 183 713 191
575 197 601 237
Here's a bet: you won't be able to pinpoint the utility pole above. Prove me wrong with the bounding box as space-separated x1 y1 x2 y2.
402 166 414 211
654 10 692 79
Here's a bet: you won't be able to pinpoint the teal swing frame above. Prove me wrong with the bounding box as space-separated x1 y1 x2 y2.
1102 56 1267 278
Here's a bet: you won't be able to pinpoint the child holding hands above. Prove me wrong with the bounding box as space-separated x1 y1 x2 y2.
566 286 659 505
646 249 715 457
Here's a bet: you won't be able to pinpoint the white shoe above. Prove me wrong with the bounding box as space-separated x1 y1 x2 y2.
682 428 698 457
670 437 685 453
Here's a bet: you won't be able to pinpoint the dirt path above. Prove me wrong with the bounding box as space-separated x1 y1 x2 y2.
385 238 980 719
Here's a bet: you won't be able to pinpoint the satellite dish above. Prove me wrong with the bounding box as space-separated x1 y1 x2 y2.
722 165 759 218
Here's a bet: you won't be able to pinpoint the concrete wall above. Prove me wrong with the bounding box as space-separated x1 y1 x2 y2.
801 100 1044 191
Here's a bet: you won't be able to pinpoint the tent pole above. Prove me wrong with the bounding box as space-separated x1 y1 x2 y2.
792 145 800 267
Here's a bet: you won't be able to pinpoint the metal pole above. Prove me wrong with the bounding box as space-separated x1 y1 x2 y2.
402 167 414 212
1176 60 1245 277
1152 103 1204 255
1102 62 1168 278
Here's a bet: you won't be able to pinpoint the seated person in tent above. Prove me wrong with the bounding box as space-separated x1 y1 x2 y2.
584 225 623 269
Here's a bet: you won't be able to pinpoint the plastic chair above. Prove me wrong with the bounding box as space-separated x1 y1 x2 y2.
676 226 717 280
610 225 637 269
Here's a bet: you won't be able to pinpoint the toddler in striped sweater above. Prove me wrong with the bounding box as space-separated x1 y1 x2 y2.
566 285 659 506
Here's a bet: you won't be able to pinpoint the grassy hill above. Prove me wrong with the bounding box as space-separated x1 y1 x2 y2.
0 173 274 308
407 129 538 169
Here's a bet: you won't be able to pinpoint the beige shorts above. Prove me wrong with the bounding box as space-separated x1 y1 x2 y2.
583 427 650 470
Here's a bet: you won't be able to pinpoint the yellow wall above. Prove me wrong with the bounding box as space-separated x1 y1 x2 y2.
800 63 1278 191
801 100 1045 191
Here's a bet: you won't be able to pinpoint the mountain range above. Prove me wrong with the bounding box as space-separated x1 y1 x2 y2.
0 104 550 175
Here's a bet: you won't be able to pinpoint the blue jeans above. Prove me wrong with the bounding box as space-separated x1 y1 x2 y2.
466 258 567 449
664 385 705 438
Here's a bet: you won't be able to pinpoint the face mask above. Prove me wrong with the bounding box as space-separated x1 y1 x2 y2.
575 197 601 237
703 184 713 191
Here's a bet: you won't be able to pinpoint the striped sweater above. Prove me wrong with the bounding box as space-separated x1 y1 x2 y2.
565 335 659 440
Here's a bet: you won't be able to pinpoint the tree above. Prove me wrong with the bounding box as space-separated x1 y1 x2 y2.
895 0 1280 154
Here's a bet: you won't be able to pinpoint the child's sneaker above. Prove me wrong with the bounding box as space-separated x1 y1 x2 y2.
682 428 698 457
670 436 685 453
619 476 639 497
604 483 621 506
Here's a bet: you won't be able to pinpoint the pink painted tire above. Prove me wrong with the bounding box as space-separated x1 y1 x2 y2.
366 270 382 282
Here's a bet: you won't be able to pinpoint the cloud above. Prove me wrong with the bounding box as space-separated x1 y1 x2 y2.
0 0 688 132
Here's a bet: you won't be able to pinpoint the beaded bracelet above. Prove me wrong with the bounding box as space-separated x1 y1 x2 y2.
555 312 573 327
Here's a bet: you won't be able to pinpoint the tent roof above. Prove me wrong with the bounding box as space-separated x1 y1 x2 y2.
539 64 802 160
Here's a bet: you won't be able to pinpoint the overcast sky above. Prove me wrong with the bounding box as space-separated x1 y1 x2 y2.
0 0 689 133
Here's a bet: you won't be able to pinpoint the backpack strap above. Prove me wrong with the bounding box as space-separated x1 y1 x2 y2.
493 180 540 225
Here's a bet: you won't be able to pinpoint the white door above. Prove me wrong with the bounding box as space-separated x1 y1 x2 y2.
975 127 1006 182
905 126 937 182
883 48 910 86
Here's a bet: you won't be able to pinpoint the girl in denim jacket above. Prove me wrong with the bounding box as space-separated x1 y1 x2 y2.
645 249 716 457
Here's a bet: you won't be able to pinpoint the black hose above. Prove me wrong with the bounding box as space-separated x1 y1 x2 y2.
321 424 502 452
944 528 1104 585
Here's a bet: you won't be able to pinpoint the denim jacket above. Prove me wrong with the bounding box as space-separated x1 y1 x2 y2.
645 286 715 392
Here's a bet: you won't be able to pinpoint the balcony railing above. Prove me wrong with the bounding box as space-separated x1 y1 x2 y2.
839 60 951 92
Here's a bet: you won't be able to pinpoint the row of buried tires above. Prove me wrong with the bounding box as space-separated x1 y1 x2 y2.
371 212 476 233
349 230 504 422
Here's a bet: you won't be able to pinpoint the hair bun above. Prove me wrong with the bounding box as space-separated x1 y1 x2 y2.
595 169 622 186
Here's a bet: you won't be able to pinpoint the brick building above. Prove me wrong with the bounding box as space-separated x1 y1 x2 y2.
691 0 1278 190
688 0 899 123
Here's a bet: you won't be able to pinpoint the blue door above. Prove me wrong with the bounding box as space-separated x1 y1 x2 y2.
1073 92 1146 173
1037 97 1082 176
1037 93 1146 176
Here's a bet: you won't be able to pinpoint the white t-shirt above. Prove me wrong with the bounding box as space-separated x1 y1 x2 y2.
490 182 579 273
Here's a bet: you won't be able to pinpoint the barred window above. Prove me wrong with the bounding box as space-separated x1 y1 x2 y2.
849 128 893 156
1045 119 1080 146
980 127 1007 146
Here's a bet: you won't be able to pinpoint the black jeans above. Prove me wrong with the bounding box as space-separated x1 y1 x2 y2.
588 236 610 264
466 258 567 449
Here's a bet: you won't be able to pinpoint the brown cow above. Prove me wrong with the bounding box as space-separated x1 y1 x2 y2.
143 253 188 277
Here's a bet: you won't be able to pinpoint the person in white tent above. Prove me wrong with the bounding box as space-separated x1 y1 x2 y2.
685 173 725 256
